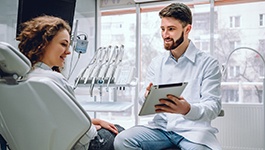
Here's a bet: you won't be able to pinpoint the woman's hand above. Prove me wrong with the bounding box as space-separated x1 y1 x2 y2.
92 119 119 134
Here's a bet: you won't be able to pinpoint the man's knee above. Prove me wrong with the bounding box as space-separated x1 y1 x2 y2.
179 139 211 150
114 132 126 149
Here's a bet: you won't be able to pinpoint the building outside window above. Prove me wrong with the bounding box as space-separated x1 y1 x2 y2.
259 39 265 53
229 40 241 50
194 40 210 52
230 16 241 28
228 66 240 78
259 13 265 27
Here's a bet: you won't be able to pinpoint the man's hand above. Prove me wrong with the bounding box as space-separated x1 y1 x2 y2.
155 94 191 115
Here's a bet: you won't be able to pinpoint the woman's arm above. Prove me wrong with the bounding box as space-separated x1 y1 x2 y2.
92 118 119 134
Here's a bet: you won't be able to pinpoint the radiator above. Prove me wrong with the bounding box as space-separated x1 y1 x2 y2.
212 103 264 150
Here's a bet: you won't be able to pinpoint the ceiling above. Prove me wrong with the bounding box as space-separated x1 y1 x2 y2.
0 0 263 26
0 0 95 25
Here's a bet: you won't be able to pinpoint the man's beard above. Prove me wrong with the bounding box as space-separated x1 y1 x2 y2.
164 31 184 50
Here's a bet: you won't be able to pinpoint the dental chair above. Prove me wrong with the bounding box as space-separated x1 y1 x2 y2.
0 41 92 150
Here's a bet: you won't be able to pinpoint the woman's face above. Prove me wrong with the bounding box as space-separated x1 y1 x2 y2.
41 29 71 68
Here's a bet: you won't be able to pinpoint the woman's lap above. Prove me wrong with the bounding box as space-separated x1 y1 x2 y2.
88 124 124 150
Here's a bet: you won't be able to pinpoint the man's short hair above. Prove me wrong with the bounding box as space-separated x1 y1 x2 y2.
159 3 192 27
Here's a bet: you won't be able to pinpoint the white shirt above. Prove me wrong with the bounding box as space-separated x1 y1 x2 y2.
140 41 222 150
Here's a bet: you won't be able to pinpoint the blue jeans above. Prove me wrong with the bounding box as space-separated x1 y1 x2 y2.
114 125 211 150
88 124 124 150
0 134 6 150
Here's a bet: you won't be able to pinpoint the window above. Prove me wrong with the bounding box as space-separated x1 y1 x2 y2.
222 89 239 102
194 40 210 52
259 14 265 27
193 13 209 30
100 14 136 66
229 89 239 102
259 66 264 77
228 66 240 78
201 41 209 51
229 41 241 50
98 1 265 107
230 16 241 28
259 39 265 51
258 40 265 77
193 12 216 31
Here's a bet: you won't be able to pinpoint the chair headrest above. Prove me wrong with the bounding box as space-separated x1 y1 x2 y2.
0 42 31 77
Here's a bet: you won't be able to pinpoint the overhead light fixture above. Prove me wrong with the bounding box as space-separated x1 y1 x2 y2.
134 0 194 4
134 0 161 3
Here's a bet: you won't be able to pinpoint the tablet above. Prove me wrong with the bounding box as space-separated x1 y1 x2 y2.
138 82 188 116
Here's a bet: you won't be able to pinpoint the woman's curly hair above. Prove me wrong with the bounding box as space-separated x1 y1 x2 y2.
16 15 71 67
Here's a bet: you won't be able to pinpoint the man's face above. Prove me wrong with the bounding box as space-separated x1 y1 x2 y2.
160 17 185 50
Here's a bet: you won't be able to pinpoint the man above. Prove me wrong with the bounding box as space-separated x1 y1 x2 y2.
114 3 222 150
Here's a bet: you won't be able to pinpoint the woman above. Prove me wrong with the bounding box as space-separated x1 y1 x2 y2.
16 15 124 150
